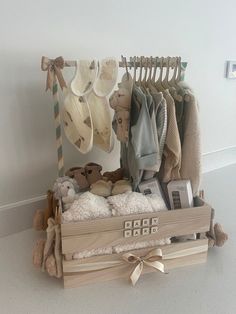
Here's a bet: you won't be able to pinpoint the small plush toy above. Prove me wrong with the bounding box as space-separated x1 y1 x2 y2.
53 176 80 211
207 208 228 248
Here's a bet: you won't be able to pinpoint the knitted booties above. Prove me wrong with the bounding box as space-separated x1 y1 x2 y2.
66 167 89 190
33 210 44 231
103 168 124 183
32 238 46 268
90 180 113 197
112 179 132 195
85 162 103 185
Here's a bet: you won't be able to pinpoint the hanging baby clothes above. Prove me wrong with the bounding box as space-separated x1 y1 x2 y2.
171 89 186 145
179 83 201 196
120 85 158 190
142 85 167 180
159 90 182 182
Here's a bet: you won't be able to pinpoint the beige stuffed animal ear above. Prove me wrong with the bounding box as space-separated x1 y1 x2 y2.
214 223 228 247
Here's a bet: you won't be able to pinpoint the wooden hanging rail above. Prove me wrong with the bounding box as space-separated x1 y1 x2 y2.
43 56 187 69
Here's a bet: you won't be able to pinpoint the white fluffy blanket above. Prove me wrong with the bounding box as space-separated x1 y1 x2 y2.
108 192 167 216
62 191 111 223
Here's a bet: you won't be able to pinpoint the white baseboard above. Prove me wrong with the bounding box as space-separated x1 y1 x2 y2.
1 146 236 237
0 195 46 237
202 146 236 173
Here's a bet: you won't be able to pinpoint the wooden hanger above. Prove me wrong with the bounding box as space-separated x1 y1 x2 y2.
147 56 153 83
161 56 171 90
142 57 149 87
168 57 178 88
133 56 137 83
155 57 164 91
169 57 183 102
151 57 158 83
138 56 144 86
121 55 129 80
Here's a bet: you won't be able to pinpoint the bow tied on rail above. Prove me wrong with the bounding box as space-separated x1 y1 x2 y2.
41 56 67 91
123 248 167 286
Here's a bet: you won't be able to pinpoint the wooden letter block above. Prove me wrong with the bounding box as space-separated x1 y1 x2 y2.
151 217 159 225
124 221 132 229
133 229 141 237
151 226 158 234
142 227 150 235
124 230 132 238
133 220 141 228
142 218 150 227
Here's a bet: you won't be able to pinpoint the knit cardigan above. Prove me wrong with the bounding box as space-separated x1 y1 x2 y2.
180 89 201 196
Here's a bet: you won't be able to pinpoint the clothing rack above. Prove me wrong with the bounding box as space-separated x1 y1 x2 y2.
45 56 187 69
41 55 187 178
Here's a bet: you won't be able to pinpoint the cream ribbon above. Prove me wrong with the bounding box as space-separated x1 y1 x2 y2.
41 56 67 91
122 248 167 286
66 245 207 286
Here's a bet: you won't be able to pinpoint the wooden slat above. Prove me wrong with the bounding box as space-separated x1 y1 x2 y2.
61 198 209 237
61 209 211 254
63 239 207 270
63 239 208 288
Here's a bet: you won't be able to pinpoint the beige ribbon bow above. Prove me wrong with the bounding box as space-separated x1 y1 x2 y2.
41 56 67 91
122 248 167 286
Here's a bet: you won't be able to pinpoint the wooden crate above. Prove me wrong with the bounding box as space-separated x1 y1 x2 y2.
60 197 211 288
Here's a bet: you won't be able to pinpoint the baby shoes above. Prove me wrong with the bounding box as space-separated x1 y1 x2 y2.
103 168 124 183
90 180 113 197
66 167 90 190
66 163 103 188
90 178 132 197
111 179 132 195
84 162 103 185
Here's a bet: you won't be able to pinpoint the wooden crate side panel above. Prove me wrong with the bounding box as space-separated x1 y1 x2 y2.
63 239 208 270
63 251 207 288
61 210 211 254
61 204 211 237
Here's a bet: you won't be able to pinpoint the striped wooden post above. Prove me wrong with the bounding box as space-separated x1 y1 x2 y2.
52 76 64 177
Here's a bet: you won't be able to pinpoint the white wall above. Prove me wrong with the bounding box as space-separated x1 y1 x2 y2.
1 0 236 206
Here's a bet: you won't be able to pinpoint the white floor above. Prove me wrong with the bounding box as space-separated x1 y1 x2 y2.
0 165 235 314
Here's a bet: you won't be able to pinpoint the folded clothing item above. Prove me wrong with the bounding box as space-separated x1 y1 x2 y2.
73 247 113 260
108 191 167 216
72 238 171 260
113 238 171 253
62 191 111 222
